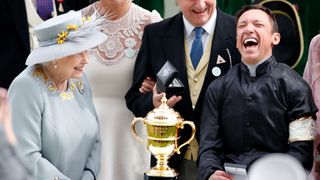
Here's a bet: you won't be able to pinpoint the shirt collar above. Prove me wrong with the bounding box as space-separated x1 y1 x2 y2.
241 56 277 77
183 8 217 39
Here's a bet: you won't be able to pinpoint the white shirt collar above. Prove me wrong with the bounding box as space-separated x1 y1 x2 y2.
243 56 272 77
183 8 217 38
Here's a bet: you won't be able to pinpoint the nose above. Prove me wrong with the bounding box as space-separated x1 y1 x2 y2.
244 23 254 34
80 51 88 64
195 0 205 9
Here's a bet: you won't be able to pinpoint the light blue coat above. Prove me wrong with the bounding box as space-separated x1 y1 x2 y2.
8 65 101 180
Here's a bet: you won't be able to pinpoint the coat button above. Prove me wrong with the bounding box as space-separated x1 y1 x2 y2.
193 77 198 82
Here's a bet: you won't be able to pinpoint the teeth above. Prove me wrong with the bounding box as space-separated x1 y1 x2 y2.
243 38 258 47
193 8 206 13
244 38 257 44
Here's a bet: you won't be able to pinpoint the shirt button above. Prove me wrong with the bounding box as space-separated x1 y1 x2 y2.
53 176 59 180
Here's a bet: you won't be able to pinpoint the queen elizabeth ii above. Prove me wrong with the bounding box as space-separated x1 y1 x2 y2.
8 10 107 180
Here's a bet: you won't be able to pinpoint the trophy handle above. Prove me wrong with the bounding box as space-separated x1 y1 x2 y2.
176 121 196 154
131 117 145 144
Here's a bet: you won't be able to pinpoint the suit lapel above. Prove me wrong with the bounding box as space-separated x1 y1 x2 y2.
163 13 193 110
196 9 235 108
206 9 230 79
163 13 189 92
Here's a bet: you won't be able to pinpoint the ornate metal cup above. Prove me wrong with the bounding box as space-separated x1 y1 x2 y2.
131 96 196 178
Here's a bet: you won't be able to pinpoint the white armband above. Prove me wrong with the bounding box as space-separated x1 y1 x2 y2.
288 116 315 143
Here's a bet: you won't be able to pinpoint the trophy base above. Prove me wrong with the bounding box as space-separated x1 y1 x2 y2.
144 166 179 179
144 173 178 180
146 166 179 177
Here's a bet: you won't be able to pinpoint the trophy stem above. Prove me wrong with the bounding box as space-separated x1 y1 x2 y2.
156 155 169 171
146 155 178 177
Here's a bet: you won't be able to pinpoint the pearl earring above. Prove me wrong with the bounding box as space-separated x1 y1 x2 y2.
53 60 58 69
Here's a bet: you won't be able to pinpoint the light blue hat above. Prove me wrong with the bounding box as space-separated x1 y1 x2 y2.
26 10 107 66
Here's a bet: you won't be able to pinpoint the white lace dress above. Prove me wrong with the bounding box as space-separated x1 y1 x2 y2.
82 3 162 180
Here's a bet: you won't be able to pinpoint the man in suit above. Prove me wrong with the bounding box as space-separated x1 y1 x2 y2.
125 0 240 179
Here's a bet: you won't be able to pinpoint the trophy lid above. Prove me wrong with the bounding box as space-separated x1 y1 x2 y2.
145 95 183 126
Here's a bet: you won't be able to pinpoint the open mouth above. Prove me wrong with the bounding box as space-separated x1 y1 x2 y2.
74 67 84 71
192 8 207 14
243 38 258 48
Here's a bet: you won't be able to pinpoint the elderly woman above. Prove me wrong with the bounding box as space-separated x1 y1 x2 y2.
8 11 107 180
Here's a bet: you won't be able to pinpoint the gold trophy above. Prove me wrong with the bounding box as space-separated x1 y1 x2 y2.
131 95 196 179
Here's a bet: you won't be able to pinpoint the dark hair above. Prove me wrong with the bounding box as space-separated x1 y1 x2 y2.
235 4 278 33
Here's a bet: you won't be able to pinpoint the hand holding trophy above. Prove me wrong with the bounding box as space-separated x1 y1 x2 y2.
131 94 196 179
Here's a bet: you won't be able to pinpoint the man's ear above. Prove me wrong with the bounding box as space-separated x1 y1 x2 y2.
272 32 281 46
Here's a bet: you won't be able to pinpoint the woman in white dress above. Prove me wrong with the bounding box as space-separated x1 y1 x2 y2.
82 1 162 179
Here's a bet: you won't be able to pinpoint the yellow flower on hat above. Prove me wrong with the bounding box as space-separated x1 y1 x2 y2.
67 24 78 31
56 20 89 45
57 31 68 44
56 24 78 44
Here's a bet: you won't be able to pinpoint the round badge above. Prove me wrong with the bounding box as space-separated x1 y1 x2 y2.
212 66 221 77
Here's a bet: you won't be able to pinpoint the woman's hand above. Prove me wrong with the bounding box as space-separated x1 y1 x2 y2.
139 77 155 93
